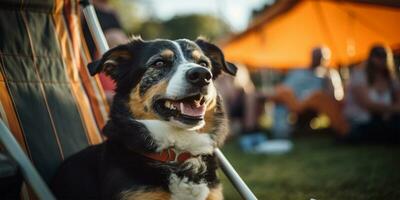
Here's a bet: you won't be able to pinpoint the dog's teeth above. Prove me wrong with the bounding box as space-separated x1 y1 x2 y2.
165 101 171 108
165 100 176 110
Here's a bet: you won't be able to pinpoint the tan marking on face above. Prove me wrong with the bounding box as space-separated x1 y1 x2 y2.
108 50 132 60
199 96 218 134
206 184 223 200
160 49 174 59
120 188 171 200
191 50 202 61
129 80 168 119
199 95 228 147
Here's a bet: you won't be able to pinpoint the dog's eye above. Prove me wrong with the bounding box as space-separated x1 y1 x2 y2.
153 60 165 68
199 61 208 67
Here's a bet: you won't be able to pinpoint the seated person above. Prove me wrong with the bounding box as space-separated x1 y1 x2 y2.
343 45 400 143
270 47 344 137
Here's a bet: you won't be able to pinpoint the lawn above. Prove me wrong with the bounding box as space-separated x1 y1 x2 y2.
219 135 400 200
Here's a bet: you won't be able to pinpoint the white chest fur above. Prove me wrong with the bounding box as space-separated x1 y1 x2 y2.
137 120 214 200
137 120 215 155
169 174 210 200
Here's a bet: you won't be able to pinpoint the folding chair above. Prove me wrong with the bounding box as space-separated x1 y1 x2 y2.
0 0 107 198
0 0 257 199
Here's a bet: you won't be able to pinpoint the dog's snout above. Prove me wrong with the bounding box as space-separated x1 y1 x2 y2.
186 67 212 87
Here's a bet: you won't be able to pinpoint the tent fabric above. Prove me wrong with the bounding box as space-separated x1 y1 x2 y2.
222 0 400 69
0 0 108 185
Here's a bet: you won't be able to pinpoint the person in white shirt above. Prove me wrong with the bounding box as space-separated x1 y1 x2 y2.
344 45 400 143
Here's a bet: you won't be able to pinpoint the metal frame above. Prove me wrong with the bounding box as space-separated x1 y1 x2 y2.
0 120 56 200
214 149 257 200
80 1 257 199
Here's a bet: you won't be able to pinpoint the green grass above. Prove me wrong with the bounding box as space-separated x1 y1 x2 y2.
219 135 400 200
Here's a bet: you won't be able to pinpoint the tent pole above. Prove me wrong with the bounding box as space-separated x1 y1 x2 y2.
80 1 257 199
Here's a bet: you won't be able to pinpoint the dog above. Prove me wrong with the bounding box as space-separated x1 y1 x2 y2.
51 37 237 200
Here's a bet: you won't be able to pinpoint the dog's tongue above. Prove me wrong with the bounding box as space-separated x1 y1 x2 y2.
174 102 205 117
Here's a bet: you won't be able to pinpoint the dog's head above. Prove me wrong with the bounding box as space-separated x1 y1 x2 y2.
89 37 236 130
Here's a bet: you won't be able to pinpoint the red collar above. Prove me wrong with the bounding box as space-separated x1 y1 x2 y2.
142 148 195 164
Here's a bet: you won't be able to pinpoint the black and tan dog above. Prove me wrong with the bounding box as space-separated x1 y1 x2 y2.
51 37 237 200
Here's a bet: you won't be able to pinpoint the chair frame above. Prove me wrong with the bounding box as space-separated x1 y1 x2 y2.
0 120 56 200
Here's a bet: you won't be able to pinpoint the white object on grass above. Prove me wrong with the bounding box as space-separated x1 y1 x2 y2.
253 139 293 154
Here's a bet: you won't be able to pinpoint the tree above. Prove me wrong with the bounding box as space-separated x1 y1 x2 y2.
137 14 231 41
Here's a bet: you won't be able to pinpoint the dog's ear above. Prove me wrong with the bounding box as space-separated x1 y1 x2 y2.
87 37 144 80
195 38 237 78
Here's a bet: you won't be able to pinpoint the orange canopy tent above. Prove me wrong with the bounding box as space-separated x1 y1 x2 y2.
222 0 400 69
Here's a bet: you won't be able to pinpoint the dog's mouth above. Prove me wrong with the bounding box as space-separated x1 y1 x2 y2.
153 94 207 125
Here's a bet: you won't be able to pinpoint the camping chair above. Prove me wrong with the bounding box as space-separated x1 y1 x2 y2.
0 0 256 199
0 0 108 198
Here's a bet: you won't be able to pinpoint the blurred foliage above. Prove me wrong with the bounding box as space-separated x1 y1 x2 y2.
108 0 143 33
251 4 272 18
251 0 276 18
108 0 231 41
138 14 231 41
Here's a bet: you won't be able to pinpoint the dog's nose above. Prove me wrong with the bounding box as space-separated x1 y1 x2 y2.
186 67 212 87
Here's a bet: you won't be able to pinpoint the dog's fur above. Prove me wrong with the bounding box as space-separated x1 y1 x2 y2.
51 37 237 200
